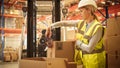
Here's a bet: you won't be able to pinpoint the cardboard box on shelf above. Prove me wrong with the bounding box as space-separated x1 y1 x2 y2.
4 47 8 51
47 41 75 62
4 46 14 51
8 48 14 51
4 51 9 56
19 57 76 68
9 51 18 61
3 47 19 62
5 18 16 29
104 17 120 37
105 35 120 55
4 55 11 62
15 17 23 29
4 51 11 62
107 54 120 68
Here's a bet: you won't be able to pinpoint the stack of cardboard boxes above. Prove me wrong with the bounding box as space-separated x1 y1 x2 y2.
104 17 120 68
4 47 18 62
19 41 83 68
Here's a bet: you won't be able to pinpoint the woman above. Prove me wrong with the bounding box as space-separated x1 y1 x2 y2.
45 0 106 68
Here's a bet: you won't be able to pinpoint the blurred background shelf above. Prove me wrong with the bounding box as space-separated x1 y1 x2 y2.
0 14 23 18
0 28 22 34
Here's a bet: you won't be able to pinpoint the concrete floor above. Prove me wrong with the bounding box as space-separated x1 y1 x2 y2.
0 62 18 68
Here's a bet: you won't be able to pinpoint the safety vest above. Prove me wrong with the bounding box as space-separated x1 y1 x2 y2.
74 20 106 68
76 20 104 51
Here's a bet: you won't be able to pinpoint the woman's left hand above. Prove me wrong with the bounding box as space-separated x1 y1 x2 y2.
75 40 82 50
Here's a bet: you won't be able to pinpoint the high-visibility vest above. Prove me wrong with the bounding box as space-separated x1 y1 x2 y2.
74 20 106 68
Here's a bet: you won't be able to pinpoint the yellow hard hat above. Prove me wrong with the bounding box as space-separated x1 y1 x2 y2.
78 0 97 8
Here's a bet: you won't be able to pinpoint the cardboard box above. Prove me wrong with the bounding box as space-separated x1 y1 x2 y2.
19 57 72 68
103 37 107 51
105 17 120 37
77 65 83 68
4 51 11 62
9 51 18 61
66 30 76 40
64 60 77 68
108 54 120 68
15 17 23 29
47 41 75 62
105 35 120 55
4 55 11 62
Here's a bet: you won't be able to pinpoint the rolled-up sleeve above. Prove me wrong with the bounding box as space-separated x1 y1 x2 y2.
51 20 79 28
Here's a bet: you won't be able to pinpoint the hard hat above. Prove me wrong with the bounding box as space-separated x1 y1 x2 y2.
78 0 97 8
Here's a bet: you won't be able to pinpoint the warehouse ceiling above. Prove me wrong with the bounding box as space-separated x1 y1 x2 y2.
3 0 120 15
35 0 120 15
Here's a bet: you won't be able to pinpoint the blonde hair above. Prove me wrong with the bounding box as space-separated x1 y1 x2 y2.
83 5 99 21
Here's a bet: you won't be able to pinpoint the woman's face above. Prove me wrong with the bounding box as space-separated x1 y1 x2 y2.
79 8 90 20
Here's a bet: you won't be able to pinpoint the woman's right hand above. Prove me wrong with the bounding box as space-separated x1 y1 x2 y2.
45 27 53 48
45 27 52 38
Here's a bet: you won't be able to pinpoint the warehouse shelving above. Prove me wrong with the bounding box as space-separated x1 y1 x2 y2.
0 15 23 35
66 3 120 21
0 28 22 34
0 0 25 61
0 0 25 34
0 13 23 34
1 0 26 9
0 0 5 61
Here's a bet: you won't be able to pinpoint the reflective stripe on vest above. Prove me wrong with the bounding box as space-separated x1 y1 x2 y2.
82 46 104 54
78 21 84 35
83 24 101 41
